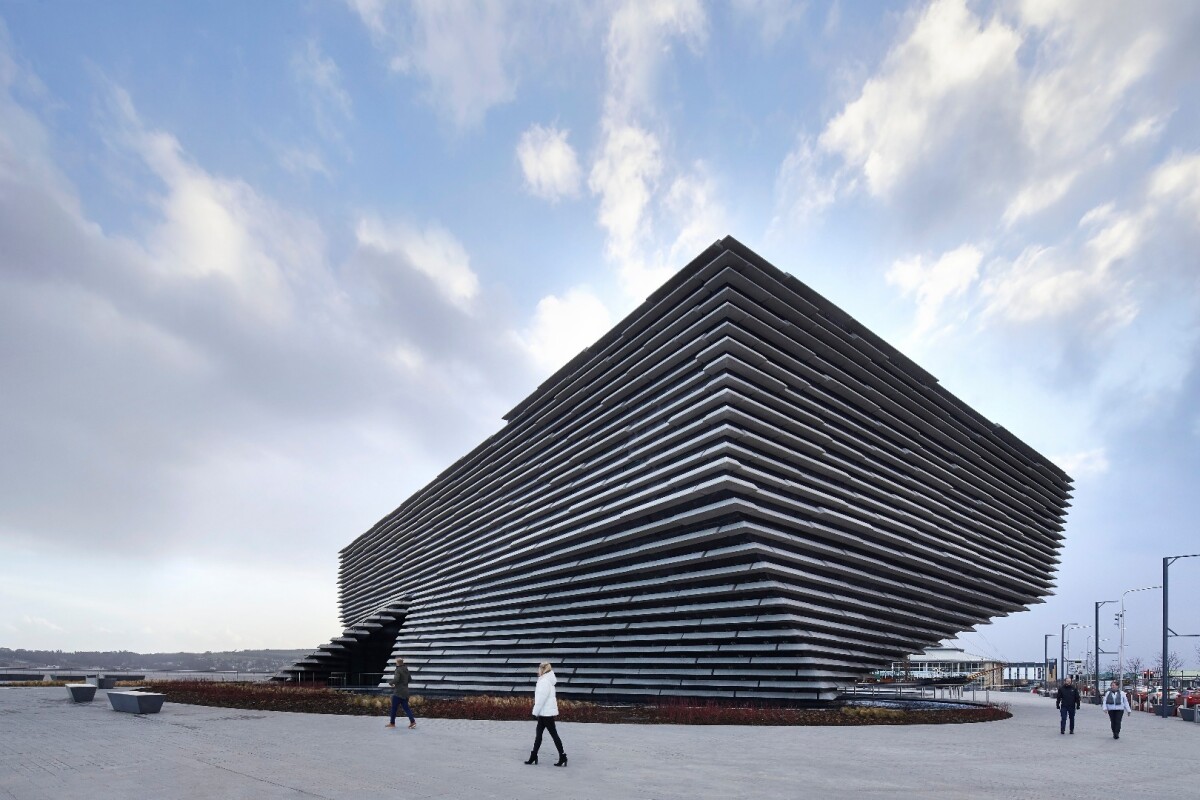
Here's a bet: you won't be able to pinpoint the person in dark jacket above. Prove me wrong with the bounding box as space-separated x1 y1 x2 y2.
385 656 416 729
1056 676 1081 734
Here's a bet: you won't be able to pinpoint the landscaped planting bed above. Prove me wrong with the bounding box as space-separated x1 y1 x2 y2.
140 681 1011 725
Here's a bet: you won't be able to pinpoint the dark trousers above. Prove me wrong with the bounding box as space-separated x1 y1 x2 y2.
390 695 415 725
532 715 565 756
1059 705 1076 732
1108 710 1124 738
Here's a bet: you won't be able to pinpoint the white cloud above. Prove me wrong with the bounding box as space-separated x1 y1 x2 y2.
1015 0 1166 164
664 167 725 269
1002 170 1079 226
0 66 530 601
590 123 662 268
795 0 1199 231
512 286 612 373
1052 447 1110 478
1121 111 1172 147
981 242 1137 329
731 0 807 47
354 217 480 311
984 150 1200 333
773 134 840 229
1149 152 1200 225
886 244 982 338
820 0 1020 198
293 39 353 139
516 124 582 202
278 145 332 179
348 0 518 129
603 0 707 121
587 0 725 302
104 86 326 323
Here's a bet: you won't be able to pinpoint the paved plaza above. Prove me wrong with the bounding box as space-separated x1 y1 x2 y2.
1 688 1196 799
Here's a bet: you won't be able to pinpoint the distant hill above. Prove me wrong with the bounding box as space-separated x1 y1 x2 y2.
0 647 308 673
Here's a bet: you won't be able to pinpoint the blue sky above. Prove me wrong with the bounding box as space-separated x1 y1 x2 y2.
1 0 1198 673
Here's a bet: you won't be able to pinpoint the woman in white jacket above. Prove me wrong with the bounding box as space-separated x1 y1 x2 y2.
524 662 567 767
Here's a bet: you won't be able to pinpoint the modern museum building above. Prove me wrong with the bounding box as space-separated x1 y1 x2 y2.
276 237 1072 702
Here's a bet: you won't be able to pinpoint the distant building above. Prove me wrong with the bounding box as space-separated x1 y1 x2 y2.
1004 660 1054 684
882 646 1007 687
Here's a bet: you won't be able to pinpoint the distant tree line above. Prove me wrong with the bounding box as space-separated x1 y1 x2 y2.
0 647 308 673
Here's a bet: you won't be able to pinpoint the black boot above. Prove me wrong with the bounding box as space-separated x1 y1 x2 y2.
554 752 568 767
524 751 538 765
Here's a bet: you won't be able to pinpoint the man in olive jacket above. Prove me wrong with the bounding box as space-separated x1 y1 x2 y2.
385 656 416 729
1056 676 1081 734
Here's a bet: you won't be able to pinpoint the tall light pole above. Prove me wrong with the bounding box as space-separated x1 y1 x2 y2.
1083 634 1095 687
1119 585 1161 694
1095 599 1116 699
1161 554 1200 718
1044 633 1056 689
1060 623 1081 684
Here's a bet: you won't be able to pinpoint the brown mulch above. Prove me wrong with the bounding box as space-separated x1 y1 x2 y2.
139 681 1011 726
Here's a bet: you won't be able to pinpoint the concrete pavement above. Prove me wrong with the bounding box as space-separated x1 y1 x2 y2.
1 688 1196 799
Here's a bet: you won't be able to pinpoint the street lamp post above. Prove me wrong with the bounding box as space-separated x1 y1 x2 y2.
1084 635 1093 688
1119 585 1161 694
1060 623 1081 684
1044 633 1056 689
1161 553 1200 718
1095 599 1116 700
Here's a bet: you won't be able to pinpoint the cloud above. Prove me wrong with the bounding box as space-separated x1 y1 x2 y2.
516 123 582 202
1121 110 1172 147
1052 447 1106 479
602 0 707 121
819 0 1021 199
780 0 1200 232
587 0 725 302
886 244 982 338
512 286 612 374
354 217 480 311
731 0 808 47
772 134 840 229
347 0 519 129
292 39 353 141
0 62 542 585
277 144 332 179
1149 151 1200 225
589 123 662 271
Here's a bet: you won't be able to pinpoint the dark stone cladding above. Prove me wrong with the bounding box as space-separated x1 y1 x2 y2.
334 236 1072 702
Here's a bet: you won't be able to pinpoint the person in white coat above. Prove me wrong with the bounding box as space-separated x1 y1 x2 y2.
524 662 567 767
1101 680 1133 739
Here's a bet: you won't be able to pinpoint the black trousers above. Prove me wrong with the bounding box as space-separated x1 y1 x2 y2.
1059 705 1076 731
532 715 565 756
1108 710 1124 737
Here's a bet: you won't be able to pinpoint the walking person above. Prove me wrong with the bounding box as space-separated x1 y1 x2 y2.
385 656 416 729
523 662 567 767
1101 680 1132 739
1056 676 1081 734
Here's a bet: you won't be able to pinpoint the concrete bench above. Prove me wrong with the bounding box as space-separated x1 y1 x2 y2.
65 684 97 703
107 691 165 714
87 676 116 689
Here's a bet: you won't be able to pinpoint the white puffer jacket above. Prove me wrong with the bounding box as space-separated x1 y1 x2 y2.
532 671 558 718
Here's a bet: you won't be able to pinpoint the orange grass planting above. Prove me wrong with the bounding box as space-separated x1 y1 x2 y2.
141 682 1010 725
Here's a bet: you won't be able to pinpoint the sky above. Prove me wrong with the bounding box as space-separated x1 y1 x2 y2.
1 0 1197 671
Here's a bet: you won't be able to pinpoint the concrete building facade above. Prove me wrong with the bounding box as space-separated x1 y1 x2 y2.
277 237 1072 701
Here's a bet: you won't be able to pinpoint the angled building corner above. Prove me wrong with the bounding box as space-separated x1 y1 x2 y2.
277 236 1072 701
